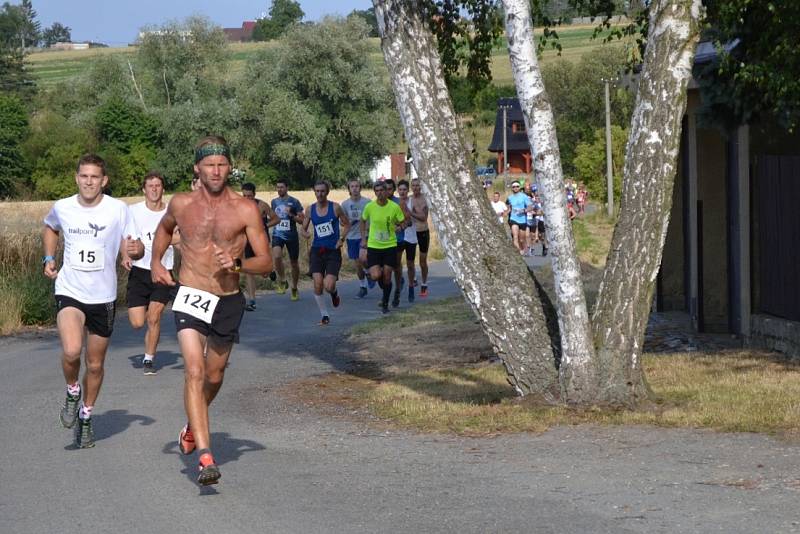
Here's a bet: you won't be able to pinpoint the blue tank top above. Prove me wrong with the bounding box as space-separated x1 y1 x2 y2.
310 202 340 249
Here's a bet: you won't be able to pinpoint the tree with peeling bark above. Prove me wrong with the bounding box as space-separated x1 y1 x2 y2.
372 0 703 406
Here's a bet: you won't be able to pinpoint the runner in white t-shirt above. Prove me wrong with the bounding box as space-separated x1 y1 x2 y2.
341 178 372 299
43 154 144 449
124 171 178 375
490 191 507 224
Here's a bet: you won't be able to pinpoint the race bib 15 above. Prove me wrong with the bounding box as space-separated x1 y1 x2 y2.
69 246 104 271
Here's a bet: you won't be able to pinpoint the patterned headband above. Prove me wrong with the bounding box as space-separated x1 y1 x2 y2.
194 143 231 164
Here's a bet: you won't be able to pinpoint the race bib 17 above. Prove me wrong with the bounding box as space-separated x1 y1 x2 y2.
172 286 220 324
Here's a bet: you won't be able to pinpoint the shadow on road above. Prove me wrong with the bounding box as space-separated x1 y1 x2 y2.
63 409 156 450
127 350 182 371
162 432 266 494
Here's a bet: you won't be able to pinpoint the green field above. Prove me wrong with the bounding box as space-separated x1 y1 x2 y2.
26 25 629 87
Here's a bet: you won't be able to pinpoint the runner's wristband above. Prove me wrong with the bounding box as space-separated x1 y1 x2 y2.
42 255 55 264
233 258 242 272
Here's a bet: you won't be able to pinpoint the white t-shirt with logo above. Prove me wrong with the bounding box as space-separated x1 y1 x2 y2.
130 201 174 270
44 195 140 304
491 200 506 223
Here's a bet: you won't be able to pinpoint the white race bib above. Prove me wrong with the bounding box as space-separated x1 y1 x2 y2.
315 221 334 238
277 219 291 232
172 286 220 323
69 246 104 271
375 230 391 242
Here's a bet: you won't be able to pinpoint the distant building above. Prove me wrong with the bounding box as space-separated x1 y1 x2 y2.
223 21 256 42
488 98 533 175
50 42 90 51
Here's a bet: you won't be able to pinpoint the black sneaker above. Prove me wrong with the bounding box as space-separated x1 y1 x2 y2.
75 417 95 448
319 315 330 326
331 291 340 308
197 462 221 486
408 286 415 303
381 304 390 314
542 246 548 256
245 301 257 312
143 359 156 376
269 271 277 282
60 391 80 429
392 292 400 308
356 287 368 299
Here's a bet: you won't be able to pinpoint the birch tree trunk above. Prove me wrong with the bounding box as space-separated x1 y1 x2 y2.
373 0 561 399
591 0 703 405
501 0 597 403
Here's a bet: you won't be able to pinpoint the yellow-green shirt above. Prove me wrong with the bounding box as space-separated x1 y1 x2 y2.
362 200 405 249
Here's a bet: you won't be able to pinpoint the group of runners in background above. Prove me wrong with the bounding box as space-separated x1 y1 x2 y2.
41 136 432 486
490 179 587 257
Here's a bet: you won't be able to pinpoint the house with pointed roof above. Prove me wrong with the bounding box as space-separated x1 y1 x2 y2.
487 97 532 175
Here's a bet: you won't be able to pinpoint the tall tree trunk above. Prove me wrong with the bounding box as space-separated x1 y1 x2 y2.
373 0 561 399
591 0 703 405
501 0 597 403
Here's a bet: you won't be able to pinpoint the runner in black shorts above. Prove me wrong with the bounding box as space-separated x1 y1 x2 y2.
301 180 349 325
174 289 246 343
241 182 277 311
410 178 431 297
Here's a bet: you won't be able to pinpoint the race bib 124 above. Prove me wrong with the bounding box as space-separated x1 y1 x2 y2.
172 286 220 323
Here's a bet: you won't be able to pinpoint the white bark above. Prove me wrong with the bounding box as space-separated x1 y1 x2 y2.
373 0 560 398
501 0 597 402
591 0 703 404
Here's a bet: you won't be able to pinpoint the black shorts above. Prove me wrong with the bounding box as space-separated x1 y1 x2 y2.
509 219 527 231
416 230 430 254
174 290 245 344
127 266 175 308
398 241 417 262
537 220 545 233
367 247 398 269
272 235 300 261
309 247 342 277
56 295 116 338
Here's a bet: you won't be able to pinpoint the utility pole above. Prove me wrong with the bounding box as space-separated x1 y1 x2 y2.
602 78 615 217
499 99 512 186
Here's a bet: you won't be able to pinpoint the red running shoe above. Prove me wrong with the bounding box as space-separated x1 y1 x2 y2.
197 452 221 486
179 424 196 455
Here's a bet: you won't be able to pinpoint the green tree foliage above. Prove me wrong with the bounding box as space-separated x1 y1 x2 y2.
252 0 305 41
541 46 633 175
239 17 400 187
95 97 160 152
0 93 28 196
136 16 229 106
0 4 36 98
41 22 70 47
695 1 800 131
572 124 626 202
347 8 378 37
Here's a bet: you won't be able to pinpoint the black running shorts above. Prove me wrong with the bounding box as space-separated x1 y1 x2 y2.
398 241 417 262
309 246 342 277
56 295 116 338
271 235 300 261
416 230 430 254
174 290 246 344
367 246 398 269
127 266 176 308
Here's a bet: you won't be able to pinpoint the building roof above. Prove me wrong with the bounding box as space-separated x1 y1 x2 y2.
488 97 531 152
223 21 256 42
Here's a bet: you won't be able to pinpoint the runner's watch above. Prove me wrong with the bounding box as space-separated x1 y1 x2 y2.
233 257 242 272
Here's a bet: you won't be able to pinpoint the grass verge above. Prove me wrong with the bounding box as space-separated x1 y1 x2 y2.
291 298 800 438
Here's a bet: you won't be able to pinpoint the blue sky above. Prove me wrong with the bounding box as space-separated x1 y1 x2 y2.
31 1 372 46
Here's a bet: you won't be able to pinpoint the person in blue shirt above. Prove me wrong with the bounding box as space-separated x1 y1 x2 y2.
301 180 350 325
505 181 532 254
270 179 305 301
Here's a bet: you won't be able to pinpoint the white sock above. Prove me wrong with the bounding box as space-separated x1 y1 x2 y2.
143 354 154 362
359 278 368 288
314 294 328 317
67 382 81 397
79 403 93 420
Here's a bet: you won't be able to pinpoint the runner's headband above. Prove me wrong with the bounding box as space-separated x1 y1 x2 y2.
194 143 231 164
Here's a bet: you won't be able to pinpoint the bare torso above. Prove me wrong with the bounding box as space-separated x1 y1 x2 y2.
411 194 429 231
172 188 252 294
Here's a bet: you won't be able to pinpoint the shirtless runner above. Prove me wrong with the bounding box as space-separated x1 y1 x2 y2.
151 135 273 486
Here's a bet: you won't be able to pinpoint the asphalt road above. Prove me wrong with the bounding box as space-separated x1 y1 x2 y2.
2 260 799 533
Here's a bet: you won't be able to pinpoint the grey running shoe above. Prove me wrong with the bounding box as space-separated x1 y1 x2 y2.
75 417 95 448
356 287 368 299
197 462 221 486
142 359 156 376
60 392 80 429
